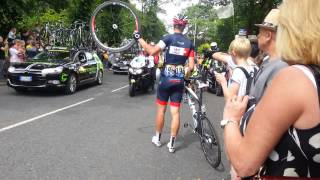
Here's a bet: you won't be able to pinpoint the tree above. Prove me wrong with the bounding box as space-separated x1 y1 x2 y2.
136 0 167 42
184 0 282 51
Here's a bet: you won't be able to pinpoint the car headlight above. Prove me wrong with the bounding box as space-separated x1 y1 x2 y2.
8 66 15 73
42 67 63 76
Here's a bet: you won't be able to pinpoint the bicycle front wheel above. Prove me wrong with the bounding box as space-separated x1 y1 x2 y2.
199 116 221 168
90 0 140 52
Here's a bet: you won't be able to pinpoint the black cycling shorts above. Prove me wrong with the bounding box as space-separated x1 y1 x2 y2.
156 76 184 107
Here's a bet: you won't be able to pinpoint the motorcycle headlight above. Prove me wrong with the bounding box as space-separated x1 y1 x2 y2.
136 69 143 74
42 66 63 76
8 66 15 73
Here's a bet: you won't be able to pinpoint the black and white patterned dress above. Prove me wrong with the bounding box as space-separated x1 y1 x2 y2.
262 65 320 178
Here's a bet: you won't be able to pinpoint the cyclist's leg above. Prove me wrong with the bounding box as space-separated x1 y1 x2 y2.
152 78 169 146
169 83 184 135
155 102 167 133
167 83 184 152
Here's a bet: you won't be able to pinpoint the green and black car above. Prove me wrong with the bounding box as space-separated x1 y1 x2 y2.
7 47 104 94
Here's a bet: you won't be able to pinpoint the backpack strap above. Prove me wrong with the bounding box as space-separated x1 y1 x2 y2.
236 66 257 95
236 66 250 78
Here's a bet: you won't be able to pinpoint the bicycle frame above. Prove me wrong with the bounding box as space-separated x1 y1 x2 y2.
185 78 208 128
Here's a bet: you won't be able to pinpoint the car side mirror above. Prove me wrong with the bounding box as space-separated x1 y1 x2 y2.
79 58 87 64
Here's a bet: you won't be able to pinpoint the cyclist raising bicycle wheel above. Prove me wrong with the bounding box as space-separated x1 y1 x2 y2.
133 14 195 153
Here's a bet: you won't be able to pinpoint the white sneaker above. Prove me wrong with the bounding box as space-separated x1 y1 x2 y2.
152 136 161 147
167 142 175 153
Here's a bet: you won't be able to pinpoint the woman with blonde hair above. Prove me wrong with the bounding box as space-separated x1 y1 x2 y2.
222 0 320 178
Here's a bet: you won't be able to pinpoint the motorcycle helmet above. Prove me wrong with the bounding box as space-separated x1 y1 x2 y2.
210 42 219 51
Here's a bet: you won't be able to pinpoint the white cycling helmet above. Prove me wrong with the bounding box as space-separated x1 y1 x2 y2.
210 42 217 47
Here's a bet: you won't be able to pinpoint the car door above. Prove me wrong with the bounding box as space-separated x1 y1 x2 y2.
85 52 97 80
77 53 91 83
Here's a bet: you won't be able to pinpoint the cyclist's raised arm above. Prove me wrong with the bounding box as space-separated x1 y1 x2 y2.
137 38 162 56
212 52 230 64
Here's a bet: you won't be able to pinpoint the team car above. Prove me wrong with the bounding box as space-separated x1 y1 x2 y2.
7 47 104 94
112 53 135 74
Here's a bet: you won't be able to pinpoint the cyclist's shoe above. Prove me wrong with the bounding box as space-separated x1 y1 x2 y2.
167 142 175 153
151 136 161 147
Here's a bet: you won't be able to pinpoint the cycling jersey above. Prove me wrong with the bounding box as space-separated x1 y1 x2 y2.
157 33 195 65
156 33 195 106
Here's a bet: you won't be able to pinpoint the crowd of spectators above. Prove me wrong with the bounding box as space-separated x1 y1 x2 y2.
0 27 44 78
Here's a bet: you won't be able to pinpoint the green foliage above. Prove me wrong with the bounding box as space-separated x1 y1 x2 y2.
0 0 27 36
184 0 282 52
68 0 96 23
140 10 166 42
17 9 70 30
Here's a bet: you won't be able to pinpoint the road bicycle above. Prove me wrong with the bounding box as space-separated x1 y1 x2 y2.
90 0 140 52
183 70 222 168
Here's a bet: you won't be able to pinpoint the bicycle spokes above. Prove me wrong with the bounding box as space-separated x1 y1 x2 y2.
90 0 140 52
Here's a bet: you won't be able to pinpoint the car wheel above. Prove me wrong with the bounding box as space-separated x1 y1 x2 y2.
65 73 77 94
150 80 155 93
96 70 103 85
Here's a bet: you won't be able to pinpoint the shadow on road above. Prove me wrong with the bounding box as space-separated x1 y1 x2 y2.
5 83 98 97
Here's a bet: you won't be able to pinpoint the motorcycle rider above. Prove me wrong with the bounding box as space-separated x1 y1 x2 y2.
133 14 195 153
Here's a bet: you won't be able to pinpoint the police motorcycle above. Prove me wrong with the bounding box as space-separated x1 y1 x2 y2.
128 54 155 97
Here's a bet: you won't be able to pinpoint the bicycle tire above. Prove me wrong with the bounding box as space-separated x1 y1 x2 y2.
199 116 221 168
90 0 140 52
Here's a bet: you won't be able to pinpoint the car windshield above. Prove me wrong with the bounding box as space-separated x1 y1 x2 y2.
30 51 70 63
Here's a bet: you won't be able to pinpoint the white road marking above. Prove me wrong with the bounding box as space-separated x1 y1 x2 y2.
0 98 94 133
111 85 129 93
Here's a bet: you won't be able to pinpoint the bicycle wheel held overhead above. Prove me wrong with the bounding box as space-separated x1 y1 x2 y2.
90 0 140 52
200 116 221 168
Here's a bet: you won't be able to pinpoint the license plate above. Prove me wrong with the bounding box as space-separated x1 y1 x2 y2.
20 76 32 82
120 66 128 70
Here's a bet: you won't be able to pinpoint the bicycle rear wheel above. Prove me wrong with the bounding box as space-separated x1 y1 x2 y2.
90 0 140 52
199 116 221 168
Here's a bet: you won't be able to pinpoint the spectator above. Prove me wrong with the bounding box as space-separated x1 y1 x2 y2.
0 36 6 77
26 40 38 59
9 40 24 63
102 51 109 69
248 9 288 104
7 27 17 44
35 42 43 53
223 0 320 178
215 38 255 99
248 35 259 68
21 30 30 43
17 40 26 62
